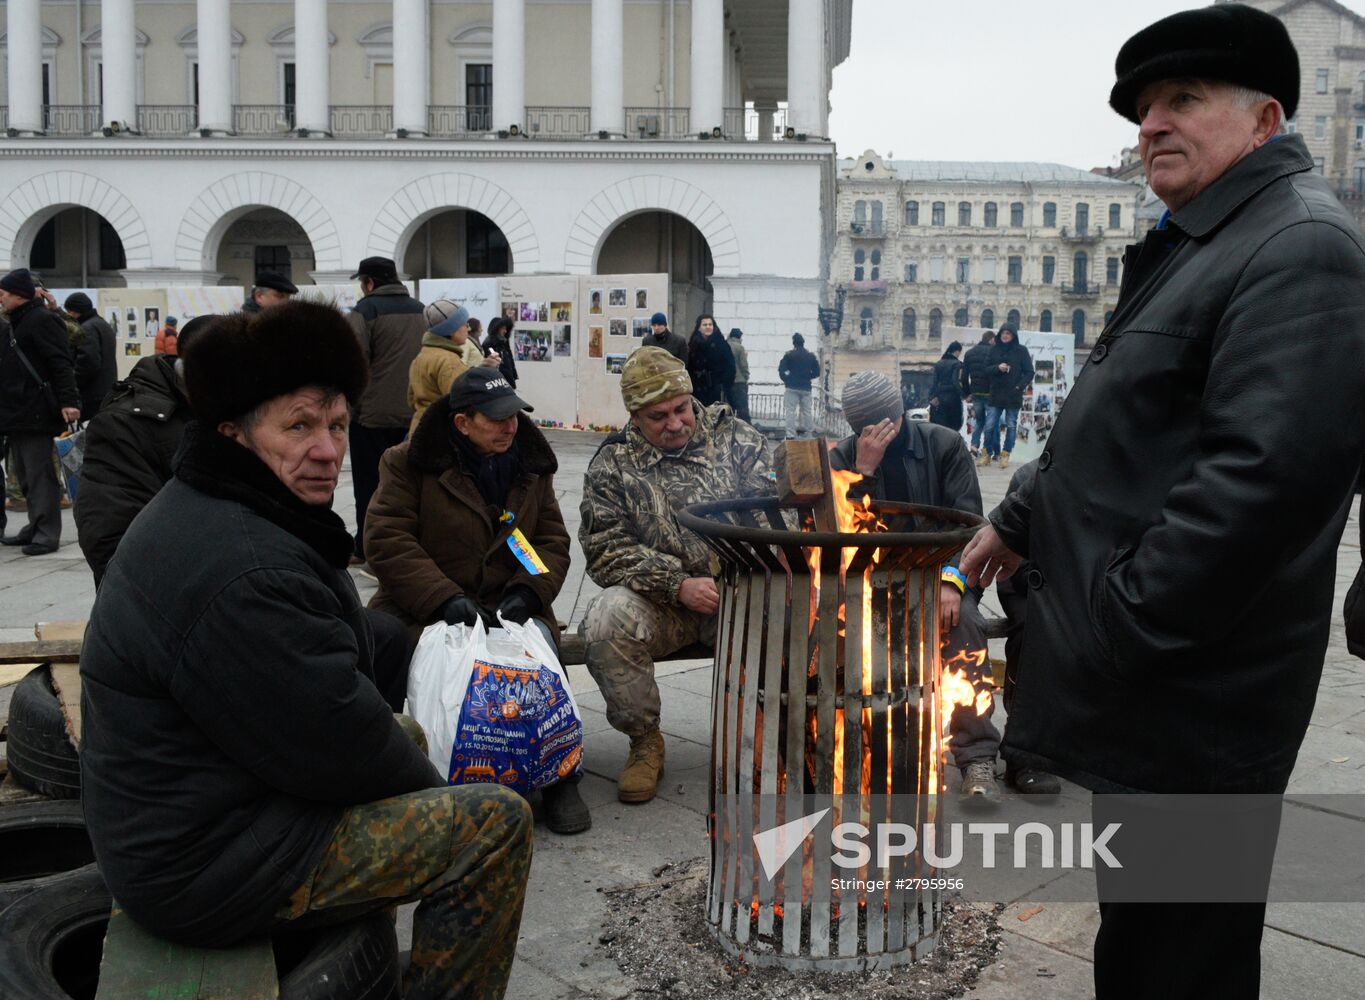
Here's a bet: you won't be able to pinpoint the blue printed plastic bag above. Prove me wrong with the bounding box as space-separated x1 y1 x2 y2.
407 616 583 794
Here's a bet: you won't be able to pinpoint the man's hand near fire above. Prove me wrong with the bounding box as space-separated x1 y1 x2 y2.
960 525 1024 588
678 577 720 615
939 583 961 631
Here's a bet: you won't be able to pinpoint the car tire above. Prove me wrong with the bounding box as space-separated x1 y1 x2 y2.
6 666 81 799
276 909 402 1000
0 800 96 915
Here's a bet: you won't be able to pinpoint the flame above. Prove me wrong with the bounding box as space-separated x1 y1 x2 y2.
941 648 992 717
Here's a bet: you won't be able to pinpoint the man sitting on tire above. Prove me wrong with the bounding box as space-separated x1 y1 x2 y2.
79 302 532 1000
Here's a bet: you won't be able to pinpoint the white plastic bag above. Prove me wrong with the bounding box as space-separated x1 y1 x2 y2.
406 615 583 793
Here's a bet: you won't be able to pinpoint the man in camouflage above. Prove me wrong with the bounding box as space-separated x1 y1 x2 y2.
580 346 774 802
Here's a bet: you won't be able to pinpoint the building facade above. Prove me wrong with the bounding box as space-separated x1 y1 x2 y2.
0 0 853 393
829 150 1139 382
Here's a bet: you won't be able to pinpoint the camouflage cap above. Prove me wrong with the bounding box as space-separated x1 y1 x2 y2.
620 346 693 412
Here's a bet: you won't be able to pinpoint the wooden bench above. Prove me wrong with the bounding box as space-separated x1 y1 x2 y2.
96 906 278 1000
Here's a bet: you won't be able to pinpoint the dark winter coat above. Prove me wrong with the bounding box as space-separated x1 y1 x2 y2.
778 346 821 392
641 328 689 363
80 423 440 947
962 341 995 397
0 299 80 435
984 337 1033 409
1347 475 1364 661
74 355 189 586
481 331 519 387
366 400 570 633
928 353 968 430
989 134 1365 795
829 420 981 575
75 310 118 419
687 329 736 406
347 283 426 429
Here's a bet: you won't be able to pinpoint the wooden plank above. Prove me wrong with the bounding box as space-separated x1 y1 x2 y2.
775 438 829 506
0 640 82 665
49 663 83 749
96 907 279 1000
35 620 87 642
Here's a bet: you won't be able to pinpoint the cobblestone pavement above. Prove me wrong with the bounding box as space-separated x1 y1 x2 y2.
1 430 1361 997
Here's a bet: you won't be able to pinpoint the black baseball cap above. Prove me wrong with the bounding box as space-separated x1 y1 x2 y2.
255 271 299 294
349 256 399 282
448 367 534 419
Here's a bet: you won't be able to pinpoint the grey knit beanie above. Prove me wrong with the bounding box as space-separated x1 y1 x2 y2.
841 371 904 433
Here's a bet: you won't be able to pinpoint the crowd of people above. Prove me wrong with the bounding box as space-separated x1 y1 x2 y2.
3 8 1365 996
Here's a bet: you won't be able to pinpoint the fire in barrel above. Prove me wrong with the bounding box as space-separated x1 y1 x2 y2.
678 438 986 973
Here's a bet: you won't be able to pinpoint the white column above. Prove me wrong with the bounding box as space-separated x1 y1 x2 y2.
492 0 525 133
294 0 330 134
690 0 724 135
392 0 429 134
590 0 624 136
196 0 233 133
101 0 137 129
756 100 776 142
787 0 823 137
5 0 43 134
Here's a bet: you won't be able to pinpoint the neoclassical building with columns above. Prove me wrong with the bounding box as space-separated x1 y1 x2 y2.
0 0 851 391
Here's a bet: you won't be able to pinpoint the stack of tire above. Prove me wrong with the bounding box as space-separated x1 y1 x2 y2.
0 666 401 999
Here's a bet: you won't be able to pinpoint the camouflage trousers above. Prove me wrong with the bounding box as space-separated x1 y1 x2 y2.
273 781 533 1000
580 585 717 736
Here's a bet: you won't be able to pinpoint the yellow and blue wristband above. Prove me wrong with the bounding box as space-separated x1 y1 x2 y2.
941 566 967 594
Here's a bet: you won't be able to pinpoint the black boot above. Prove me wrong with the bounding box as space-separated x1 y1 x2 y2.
541 775 591 835
1006 763 1061 795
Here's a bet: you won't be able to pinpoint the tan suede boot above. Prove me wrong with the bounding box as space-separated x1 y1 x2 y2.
999 450 1011 469
976 450 992 468
618 729 665 803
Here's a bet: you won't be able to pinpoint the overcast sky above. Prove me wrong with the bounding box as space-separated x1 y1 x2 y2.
828 0 1365 170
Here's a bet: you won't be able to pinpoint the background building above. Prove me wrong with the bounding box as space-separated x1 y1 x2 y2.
0 0 853 395
828 150 1139 396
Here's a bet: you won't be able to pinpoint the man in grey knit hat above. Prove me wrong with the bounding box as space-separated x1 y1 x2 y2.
829 371 1008 802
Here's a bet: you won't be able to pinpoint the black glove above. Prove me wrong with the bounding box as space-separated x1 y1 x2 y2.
439 596 487 628
496 587 541 625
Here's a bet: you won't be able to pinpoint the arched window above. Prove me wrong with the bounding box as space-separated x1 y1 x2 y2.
1043 202 1057 227
984 202 998 227
958 201 972 226
1109 202 1122 229
931 202 945 226
860 306 875 337
1075 202 1090 235
1010 202 1024 227
1073 251 1088 292
1007 308 1021 328
902 307 916 339
1039 309 1052 332
905 201 919 225
854 247 865 282
853 200 866 223
954 307 969 327
870 249 881 281
929 308 943 339
1072 309 1087 346
981 308 994 328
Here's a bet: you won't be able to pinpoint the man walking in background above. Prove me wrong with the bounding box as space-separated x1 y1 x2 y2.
726 328 751 422
961 329 995 457
346 256 425 567
980 323 1032 469
64 292 117 421
778 332 821 438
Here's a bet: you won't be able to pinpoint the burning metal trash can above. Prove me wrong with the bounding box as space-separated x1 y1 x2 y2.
678 441 985 972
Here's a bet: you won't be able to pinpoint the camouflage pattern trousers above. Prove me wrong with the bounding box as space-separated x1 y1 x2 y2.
580 585 717 736
273 782 532 1000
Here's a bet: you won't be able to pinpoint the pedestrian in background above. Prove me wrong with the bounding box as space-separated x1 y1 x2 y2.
346 256 425 567
641 312 688 363
726 328 751 422
240 271 299 316
686 315 735 407
409 300 499 434
153 316 179 356
961 329 995 456
64 293 117 421
980 323 1032 469
778 332 821 438
482 316 519 388
928 340 968 432
0 268 81 555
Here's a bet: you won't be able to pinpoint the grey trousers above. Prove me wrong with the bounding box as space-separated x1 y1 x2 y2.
943 588 1001 768
8 432 61 547
580 585 716 736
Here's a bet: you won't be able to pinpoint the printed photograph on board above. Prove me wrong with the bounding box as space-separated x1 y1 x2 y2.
589 290 603 315
635 288 648 310
606 353 628 375
588 326 604 359
553 324 572 357
515 329 552 362
144 308 160 338
501 302 519 320
608 288 627 307
631 318 650 338
552 301 573 322
125 342 142 356
609 319 628 338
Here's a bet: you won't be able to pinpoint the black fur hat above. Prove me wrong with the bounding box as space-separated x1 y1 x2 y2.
182 299 368 426
1109 4 1299 125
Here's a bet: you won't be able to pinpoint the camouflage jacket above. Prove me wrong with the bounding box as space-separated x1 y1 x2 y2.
580 401 774 605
